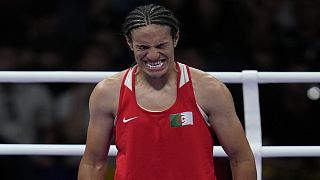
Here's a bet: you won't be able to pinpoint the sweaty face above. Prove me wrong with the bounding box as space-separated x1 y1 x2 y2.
127 24 178 78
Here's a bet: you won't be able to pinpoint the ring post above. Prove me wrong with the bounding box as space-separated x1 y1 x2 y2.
242 70 262 180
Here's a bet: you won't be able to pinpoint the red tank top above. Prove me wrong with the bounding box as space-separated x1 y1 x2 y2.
114 63 216 180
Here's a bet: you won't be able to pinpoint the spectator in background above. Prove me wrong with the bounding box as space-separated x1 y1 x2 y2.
49 44 116 179
0 83 53 143
0 46 54 180
0 46 54 143
54 44 112 146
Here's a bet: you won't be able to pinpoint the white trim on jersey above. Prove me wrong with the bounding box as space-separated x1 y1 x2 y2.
124 68 134 91
178 63 190 88
197 104 210 126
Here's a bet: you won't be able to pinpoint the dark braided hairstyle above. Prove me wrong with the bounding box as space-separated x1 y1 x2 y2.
122 4 180 41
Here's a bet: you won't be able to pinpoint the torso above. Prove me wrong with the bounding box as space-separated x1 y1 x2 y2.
112 62 216 180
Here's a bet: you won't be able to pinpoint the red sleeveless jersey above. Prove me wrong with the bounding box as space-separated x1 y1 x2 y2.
114 63 216 180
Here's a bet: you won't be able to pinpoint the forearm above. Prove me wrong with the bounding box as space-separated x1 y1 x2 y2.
78 159 107 180
230 158 257 180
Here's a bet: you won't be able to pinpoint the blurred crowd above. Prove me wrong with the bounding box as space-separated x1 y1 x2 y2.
1 0 319 71
0 0 319 179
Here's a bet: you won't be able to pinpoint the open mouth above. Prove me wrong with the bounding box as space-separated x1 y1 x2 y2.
144 60 165 69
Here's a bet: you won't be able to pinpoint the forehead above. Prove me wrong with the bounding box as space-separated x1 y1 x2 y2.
130 24 172 44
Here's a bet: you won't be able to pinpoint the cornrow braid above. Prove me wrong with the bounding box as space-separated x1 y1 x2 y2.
122 4 179 40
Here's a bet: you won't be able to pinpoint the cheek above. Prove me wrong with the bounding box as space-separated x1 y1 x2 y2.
133 51 147 61
163 49 174 58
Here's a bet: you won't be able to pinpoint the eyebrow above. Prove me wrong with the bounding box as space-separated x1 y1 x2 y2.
135 42 169 48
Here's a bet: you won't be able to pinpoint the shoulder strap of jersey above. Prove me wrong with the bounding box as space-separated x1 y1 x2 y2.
177 62 190 88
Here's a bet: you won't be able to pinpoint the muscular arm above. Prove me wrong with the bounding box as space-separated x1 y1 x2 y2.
78 75 122 180
192 69 257 180
211 84 256 180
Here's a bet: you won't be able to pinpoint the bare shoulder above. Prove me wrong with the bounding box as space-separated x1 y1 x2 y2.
89 70 127 116
189 67 227 97
189 67 234 115
94 71 126 95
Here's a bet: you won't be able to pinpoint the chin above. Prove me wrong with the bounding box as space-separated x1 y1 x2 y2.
145 69 167 78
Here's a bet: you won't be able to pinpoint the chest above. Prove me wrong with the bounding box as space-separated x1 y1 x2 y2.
135 85 177 112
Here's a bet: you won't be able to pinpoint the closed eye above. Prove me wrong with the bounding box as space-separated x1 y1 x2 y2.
136 45 149 50
156 43 168 49
135 42 168 50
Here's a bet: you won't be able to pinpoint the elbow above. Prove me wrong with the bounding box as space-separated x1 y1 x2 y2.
229 153 257 180
78 155 108 180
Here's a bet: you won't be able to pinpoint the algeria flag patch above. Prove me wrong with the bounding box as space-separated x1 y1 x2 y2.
170 112 193 128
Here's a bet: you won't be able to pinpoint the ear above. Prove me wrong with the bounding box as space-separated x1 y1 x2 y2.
126 36 134 51
173 31 179 48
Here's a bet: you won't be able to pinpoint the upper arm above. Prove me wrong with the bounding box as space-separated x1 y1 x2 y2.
82 74 123 164
192 70 253 160
208 83 251 159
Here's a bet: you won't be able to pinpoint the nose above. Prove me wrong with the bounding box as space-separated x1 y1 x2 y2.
146 48 160 60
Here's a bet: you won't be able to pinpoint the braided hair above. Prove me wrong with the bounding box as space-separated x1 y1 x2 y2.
122 4 180 41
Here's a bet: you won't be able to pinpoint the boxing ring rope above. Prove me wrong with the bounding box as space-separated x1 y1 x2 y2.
1 70 320 180
1 144 320 157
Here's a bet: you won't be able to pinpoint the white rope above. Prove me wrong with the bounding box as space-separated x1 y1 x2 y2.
1 71 320 83
258 72 320 83
262 146 320 157
0 144 223 156
0 144 85 156
1 71 320 180
0 71 116 83
0 144 319 157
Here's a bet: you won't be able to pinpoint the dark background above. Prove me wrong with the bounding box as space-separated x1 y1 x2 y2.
0 0 319 179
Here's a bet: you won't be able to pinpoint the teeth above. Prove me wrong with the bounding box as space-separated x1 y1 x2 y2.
145 60 164 69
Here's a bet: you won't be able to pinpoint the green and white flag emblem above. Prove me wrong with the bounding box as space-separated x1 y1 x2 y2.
170 112 193 127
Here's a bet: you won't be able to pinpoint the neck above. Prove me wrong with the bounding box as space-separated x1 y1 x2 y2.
135 63 178 90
